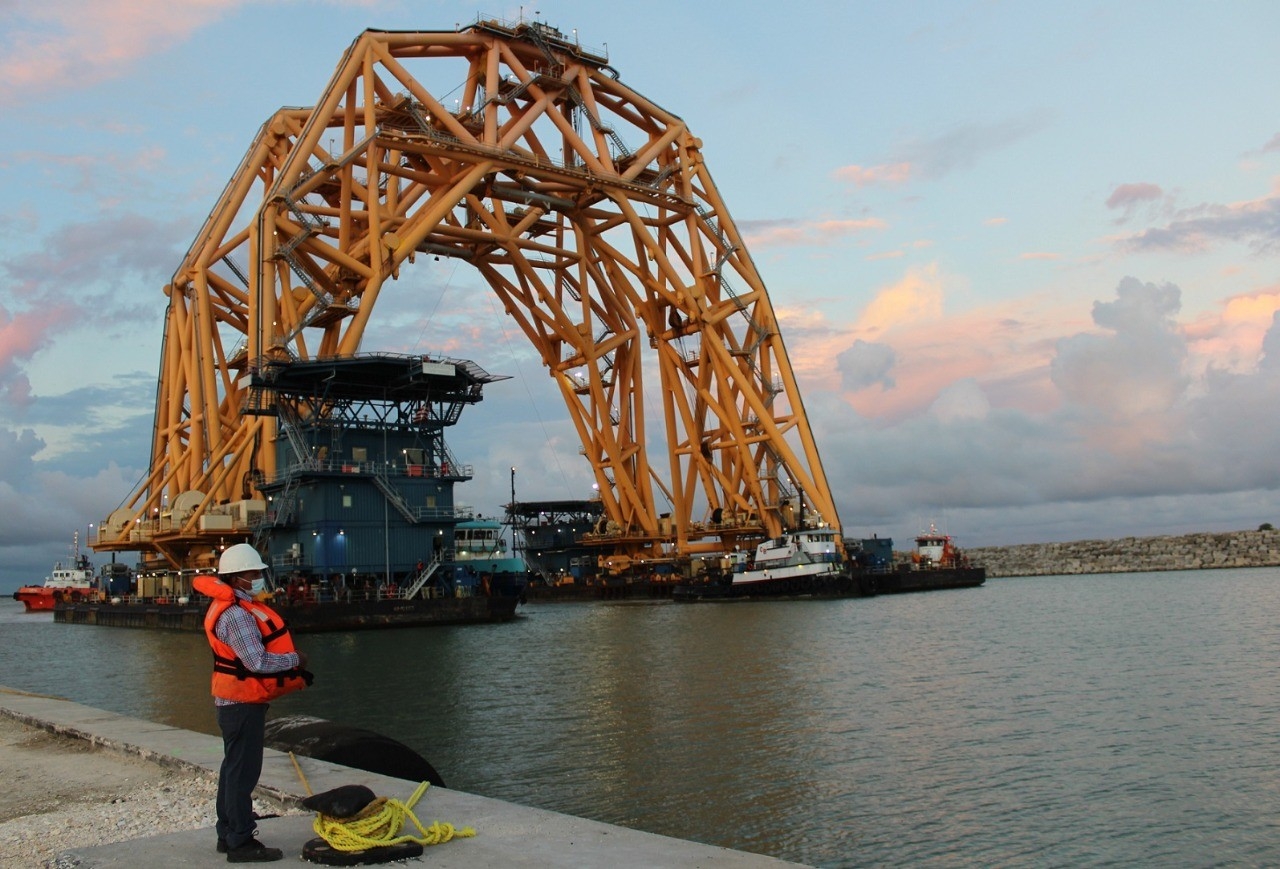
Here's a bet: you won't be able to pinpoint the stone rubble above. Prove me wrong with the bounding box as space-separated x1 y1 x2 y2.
0 716 301 868
967 528 1280 578
2 775 299 868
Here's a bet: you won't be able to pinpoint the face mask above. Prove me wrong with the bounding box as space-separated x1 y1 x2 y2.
250 578 267 595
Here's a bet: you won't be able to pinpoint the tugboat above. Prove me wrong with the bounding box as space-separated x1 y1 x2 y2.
873 523 985 593
13 534 97 611
673 525 857 601
673 523 985 601
450 515 532 598
912 523 967 569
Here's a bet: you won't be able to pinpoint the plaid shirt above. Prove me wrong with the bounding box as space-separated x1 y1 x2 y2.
212 587 300 706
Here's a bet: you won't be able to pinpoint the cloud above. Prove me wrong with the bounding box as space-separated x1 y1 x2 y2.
928 378 989 422
0 0 241 105
1183 287 1280 373
0 212 184 409
1051 277 1188 420
1105 182 1163 210
902 114 1050 181
1116 182 1280 255
853 264 943 335
832 113 1049 195
8 148 173 206
1105 182 1165 225
837 340 896 391
0 380 149 590
740 217 886 249
813 275 1280 545
833 162 913 188
1019 252 1061 261
0 301 77 408
1263 311 1280 371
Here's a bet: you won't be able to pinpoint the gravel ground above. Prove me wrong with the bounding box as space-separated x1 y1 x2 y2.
0 715 300 867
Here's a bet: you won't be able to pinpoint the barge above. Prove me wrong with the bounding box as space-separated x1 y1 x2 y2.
74 353 526 633
671 526 985 601
53 587 518 633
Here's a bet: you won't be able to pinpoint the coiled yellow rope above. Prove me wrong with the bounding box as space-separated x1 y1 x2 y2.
312 781 476 852
290 752 475 853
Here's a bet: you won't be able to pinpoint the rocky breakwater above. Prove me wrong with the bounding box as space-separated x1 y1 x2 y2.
967 528 1280 578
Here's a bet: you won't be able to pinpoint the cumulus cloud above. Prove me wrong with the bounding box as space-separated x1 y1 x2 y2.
809 273 1280 547
1261 310 1280 371
854 264 943 335
837 340 896 391
929 378 989 422
1051 277 1188 419
1183 288 1280 373
0 375 155 589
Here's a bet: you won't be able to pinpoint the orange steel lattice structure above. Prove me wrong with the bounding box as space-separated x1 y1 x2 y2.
94 18 840 572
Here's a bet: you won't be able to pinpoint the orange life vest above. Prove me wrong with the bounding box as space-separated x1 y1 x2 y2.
193 573 309 703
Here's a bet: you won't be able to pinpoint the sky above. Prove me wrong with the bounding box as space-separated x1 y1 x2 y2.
2 0 1279 591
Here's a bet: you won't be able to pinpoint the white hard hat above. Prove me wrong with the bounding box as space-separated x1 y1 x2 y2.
218 543 269 575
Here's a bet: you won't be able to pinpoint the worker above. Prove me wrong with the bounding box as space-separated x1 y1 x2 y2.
194 544 313 863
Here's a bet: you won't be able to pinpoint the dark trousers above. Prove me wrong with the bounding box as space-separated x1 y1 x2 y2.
216 702 268 849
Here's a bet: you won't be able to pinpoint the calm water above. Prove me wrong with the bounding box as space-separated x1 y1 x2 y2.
3 569 1279 867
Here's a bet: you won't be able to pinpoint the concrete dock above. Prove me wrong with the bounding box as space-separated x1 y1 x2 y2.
0 687 804 867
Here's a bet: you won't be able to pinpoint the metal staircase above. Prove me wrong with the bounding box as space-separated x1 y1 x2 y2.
403 551 445 599
371 470 418 523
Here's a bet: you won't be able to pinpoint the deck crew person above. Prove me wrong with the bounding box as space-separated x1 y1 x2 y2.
194 543 313 863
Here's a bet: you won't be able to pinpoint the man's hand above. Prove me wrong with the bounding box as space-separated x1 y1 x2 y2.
296 651 309 670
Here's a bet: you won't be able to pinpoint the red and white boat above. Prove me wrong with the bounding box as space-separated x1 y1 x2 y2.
911 523 970 569
12 534 97 611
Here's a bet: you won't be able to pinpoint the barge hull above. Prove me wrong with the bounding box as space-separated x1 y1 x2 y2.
872 566 986 594
53 595 520 633
673 566 984 601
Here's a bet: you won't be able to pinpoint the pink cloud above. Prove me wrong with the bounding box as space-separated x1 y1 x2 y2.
742 217 886 249
0 300 81 407
1105 182 1163 210
0 1 241 103
1019 252 1061 261
833 162 913 187
854 264 944 335
1183 286 1280 373
855 297 1079 420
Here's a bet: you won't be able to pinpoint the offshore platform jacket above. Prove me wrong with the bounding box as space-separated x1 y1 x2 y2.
193 573 310 703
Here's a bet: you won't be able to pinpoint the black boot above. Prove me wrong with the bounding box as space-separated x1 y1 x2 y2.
225 838 284 863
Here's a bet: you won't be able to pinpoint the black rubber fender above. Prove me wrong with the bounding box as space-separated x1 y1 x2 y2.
264 714 446 787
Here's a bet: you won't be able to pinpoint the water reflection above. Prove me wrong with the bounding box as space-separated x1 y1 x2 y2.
3 570 1280 867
